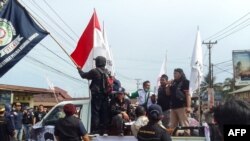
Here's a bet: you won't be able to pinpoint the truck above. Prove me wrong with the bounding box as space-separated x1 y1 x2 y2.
30 98 206 141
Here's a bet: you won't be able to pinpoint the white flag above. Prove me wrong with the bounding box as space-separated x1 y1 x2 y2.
157 52 167 88
189 29 203 96
103 27 115 75
46 77 55 91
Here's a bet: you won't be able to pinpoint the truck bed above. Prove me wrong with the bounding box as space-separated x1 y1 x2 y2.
91 136 206 141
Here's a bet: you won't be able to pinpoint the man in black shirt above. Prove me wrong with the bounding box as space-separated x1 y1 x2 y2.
54 103 89 141
169 68 191 135
137 104 172 141
23 107 33 141
157 74 171 128
77 56 110 135
33 104 46 124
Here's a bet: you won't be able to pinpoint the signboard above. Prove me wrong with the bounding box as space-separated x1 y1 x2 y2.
232 50 250 86
0 90 12 104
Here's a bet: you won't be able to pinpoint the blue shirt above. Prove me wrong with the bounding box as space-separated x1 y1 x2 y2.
14 111 23 129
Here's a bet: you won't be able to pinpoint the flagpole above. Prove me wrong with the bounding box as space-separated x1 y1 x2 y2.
52 89 59 103
198 71 202 126
17 0 79 68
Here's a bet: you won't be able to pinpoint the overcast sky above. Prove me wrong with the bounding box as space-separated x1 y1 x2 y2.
1 0 250 97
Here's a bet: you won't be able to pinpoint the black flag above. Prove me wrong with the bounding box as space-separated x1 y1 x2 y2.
0 0 48 77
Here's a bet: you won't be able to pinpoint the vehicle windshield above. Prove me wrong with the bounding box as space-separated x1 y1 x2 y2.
44 104 82 125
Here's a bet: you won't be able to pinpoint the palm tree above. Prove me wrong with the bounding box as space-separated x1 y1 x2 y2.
221 77 235 99
223 77 234 92
200 73 223 101
200 73 218 95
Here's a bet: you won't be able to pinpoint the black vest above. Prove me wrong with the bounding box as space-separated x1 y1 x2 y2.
137 122 171 141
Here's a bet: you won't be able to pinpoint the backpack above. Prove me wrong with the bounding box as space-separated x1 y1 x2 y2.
96 68 114 95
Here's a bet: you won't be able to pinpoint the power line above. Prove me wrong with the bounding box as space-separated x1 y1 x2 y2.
43 0 79 38
38 42 75 68
204 12 250 41
30 0 77 43
213 65 233 75
25 55 86 84
213 60 232 65
20 0 75 49
216 22 250 41
209 18 250 41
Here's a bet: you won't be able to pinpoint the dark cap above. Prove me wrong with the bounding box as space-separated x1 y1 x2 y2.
63 104 76 116
147 104 163 121
114 87 125 95
94 56 106 67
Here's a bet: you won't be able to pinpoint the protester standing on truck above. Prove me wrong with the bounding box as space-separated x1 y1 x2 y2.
169 68 191 135
77 56 110 136
129 80 155 110
54 103 89 141
157 74 171 128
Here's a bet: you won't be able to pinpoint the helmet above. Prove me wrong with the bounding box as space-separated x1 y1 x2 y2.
95 56 106 67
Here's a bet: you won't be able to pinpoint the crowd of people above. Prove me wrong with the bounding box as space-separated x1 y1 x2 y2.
0 103 47 141
76 56 250 141
1 56 250 141
75 56 192 138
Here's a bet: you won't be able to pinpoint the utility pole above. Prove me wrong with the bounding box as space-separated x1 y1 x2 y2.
203 40 217 109
135 78 141 90
202 41 217 88
211 63 214 86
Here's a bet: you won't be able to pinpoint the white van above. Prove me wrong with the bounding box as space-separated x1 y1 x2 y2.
30 98 91 141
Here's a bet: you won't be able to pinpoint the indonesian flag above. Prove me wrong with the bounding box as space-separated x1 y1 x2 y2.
71 11 106 71
189 29 203 97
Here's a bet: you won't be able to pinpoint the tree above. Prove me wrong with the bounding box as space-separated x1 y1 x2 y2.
200 73 223 98
221 77 234 99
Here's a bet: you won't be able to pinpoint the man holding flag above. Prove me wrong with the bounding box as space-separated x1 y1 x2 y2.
77 56 110 136
71 10 112 136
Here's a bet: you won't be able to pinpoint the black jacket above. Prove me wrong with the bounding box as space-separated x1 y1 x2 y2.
157 86 171 111
78 67 109 95
110 97 131 116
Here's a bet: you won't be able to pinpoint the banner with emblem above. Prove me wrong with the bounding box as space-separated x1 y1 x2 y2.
0 0 48 77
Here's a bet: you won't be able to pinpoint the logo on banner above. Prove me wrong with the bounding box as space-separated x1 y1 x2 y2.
0 19 15 46
0 18 23 58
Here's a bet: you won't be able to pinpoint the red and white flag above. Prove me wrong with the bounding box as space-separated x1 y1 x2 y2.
71 11 106 71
